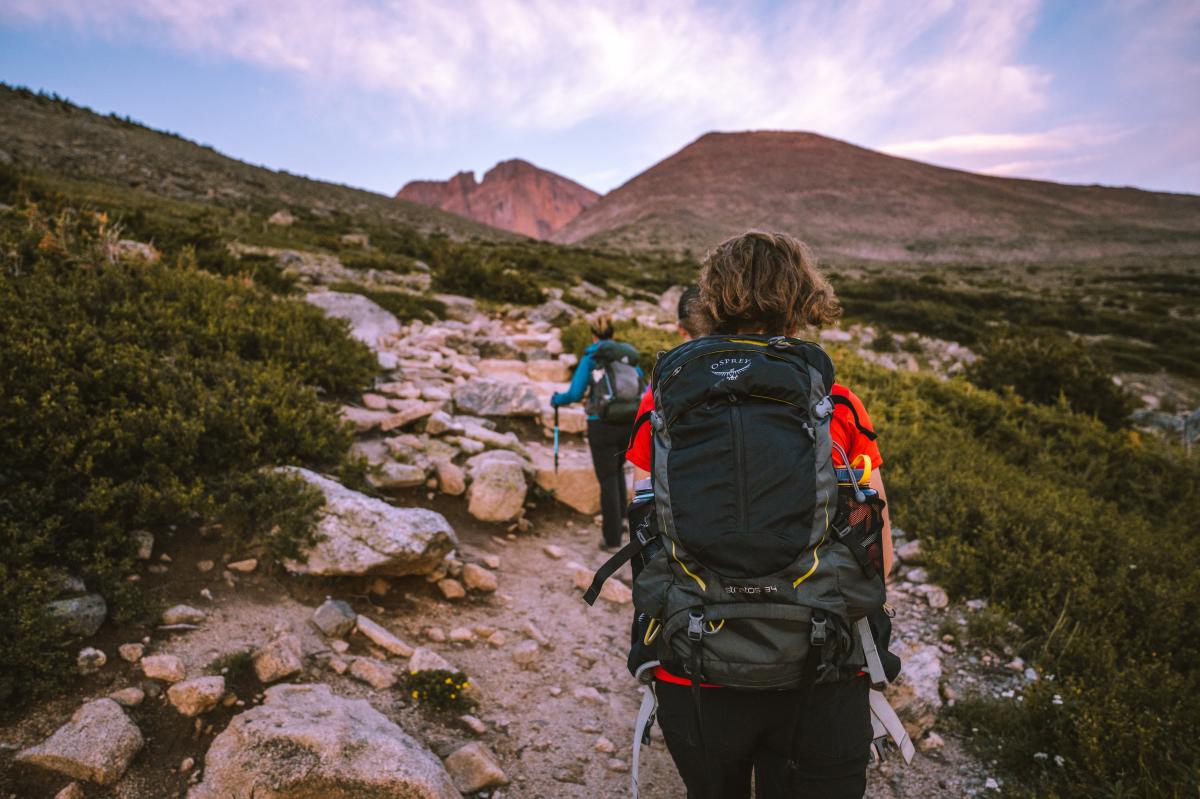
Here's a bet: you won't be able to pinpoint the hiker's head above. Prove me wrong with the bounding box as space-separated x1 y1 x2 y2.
589 313 615 341
699 230 840 336
676 284 712 340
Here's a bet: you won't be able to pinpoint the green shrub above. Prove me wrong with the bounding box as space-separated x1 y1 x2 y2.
0 162 22 203
0 204 377 704
432 248 542 304
561 320 593 359
869 330 898 352
404 669 476 713
833 350 1200 797
967 336 1135 429
328 282 446 322
614 321 682 374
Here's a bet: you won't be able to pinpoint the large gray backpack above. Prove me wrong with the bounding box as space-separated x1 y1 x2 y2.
585 339 643 424
585 334 886 688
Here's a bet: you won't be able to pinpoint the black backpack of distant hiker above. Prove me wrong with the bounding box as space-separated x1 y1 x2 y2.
584 334 889 689
585 339 644 424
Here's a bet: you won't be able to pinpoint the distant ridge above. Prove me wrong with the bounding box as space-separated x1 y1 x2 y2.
553 130 1200 260
0 83 507 240
397 159 599 239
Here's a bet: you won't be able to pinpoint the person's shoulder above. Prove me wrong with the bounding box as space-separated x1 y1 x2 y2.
831 383 859 401
831 382 872 414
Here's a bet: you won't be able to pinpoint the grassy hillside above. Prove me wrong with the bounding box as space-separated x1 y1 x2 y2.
838 351 1200 798
555 131 1200 264
0 83 509 241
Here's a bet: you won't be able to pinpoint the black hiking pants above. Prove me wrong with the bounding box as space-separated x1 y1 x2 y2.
656 676 872 799
586 418 629 547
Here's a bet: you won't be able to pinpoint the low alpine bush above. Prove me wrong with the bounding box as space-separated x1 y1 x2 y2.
966 335 1135 429
0 202 377 704
835 350 1200 798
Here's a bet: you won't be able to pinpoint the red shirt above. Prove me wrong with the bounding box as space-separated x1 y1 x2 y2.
625 382 882 686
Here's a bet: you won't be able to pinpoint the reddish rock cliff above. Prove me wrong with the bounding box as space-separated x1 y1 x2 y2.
397 160 599 239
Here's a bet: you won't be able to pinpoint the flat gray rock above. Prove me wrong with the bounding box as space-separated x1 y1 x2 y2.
453 379 541 417
16 699 143 785
279 467 457 577
44 593 107 637
188 683 458 799
304 291 400 352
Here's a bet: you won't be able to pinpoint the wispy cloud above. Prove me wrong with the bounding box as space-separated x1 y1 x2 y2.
2 0 1049 144
2 0 1196 192
880 125 1133 180
882 126 1126 158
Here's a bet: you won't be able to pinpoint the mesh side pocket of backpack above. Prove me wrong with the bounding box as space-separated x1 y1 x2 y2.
845 495 885 578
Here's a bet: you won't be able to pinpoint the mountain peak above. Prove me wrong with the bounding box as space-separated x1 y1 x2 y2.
397 160 599 239
552 129 1200 259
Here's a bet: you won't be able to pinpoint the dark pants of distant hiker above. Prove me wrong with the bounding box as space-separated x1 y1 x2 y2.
587 419 629 547
656 676 872 799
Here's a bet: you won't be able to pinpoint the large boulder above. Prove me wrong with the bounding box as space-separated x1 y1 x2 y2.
16 699 143 785
367 461 428 490
529 442 601 515
453 379 541 417
466 451 528 523
167 676 226 717
431 293 477 323
188 684 459 799
541 405 588 435
304 291 400 352
279 468 457 577
527 299 582 326
527 359 571 383
44 593 107 638
476 359 528 381
279 250 354 283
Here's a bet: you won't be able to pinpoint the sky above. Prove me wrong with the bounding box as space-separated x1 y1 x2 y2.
1 0 1197 196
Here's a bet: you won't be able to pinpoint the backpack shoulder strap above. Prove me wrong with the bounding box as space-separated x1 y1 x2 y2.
830 394 877 441
626 409 653 451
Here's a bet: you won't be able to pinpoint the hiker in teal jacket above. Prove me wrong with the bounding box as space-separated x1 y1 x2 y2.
551 314 643 550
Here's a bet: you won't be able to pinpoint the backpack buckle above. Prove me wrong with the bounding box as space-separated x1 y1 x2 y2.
810 616 828 647
687 612 704 641
812 396 834 420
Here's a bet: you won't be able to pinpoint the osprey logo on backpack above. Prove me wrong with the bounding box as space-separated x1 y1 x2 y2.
710 357 752 381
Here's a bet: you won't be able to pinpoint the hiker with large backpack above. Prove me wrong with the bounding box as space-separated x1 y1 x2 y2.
585 231 901 798
551 314 645 551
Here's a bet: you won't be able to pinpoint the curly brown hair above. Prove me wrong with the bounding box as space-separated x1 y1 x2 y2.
698 230 841 336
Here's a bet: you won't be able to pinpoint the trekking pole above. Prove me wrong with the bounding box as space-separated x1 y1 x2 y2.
553 406 560 473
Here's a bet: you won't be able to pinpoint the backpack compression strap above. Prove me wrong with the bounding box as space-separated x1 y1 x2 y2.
582 526 654 605
829 395 877 441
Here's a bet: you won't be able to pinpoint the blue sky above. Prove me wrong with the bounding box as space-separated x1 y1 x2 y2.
1 0 1197 195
